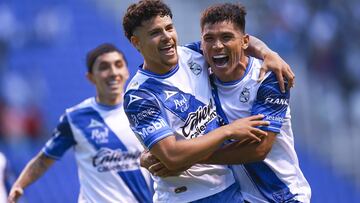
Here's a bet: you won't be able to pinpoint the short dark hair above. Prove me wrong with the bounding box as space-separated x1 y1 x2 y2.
122 0 172 41
86 43 127 73
200 3 247 33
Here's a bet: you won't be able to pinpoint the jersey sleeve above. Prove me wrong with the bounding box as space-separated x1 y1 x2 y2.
183 41 203 55
251 72 290 133
124 90 173 150
42 114 76 160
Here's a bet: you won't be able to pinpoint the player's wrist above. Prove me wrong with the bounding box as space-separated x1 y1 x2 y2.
218 125 232 140
11 185 24 195
263 50 278 60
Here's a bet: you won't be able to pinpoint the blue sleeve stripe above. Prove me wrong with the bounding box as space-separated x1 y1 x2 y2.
145 129 174 149
259 125 281 134
41 148 61 160
252 72 290 130
42 115 76 158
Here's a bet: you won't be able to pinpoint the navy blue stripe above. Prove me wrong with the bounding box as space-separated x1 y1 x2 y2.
244 162 297 202
43 115 76 159
210 75 230 125
70 107 152 203
139 78 220 136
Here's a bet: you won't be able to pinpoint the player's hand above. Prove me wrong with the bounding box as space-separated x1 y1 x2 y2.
258 51 295 93
140 150 160 170
8 186 24 203
226 114 269 143
140 151 186 177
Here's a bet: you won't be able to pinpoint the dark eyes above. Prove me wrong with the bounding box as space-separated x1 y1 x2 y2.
115 60 124 68
222 35 233 41
203 36 214 42
149 25 174 36
203 35 233 43
98 60 124 71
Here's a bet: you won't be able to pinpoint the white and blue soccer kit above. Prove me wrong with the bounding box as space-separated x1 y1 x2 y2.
211 56 311 203
124 45 239 202
42 98 153 203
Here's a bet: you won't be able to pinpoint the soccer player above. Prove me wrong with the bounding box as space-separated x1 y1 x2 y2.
199 3 311 202
8 43 153 203
122 1 295 202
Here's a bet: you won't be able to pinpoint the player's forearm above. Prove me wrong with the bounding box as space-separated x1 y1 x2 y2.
151 126 231 170
200 133 276 165
246 36 276 60
12 152 54 189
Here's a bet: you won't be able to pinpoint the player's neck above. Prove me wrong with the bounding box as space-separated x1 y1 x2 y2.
96 94 123 106
143 61 177 75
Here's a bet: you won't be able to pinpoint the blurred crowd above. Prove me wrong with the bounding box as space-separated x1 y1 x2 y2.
0 0 359 201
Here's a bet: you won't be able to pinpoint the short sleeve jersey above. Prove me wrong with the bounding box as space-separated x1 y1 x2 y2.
42 98 153 203
211 57 311 203
124 45 234 202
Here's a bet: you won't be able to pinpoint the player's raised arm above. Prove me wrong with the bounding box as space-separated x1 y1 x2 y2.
246 35 295 92
8 152 54 203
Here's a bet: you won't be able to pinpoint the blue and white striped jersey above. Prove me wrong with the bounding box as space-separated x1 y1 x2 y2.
211 57 311 203
42 98 153 203
124 45 235 202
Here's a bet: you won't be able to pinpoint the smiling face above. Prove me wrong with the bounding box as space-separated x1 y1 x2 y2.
131 15 178 74
87 51 129 105
201 21 249 82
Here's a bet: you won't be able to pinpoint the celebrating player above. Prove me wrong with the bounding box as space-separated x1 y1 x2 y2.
8 43 153 203
122 0 295 202
200 3 311 202
141 2 311 203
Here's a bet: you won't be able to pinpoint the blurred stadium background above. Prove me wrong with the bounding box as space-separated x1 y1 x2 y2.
0 0 360 202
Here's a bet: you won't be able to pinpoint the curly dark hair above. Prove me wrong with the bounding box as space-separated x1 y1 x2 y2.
200 3 247 33
122 0 173 41
86 43 127 73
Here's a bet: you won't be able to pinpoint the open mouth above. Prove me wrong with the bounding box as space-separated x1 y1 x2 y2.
107 79 121 88
212 54 229 68
159 44 175 55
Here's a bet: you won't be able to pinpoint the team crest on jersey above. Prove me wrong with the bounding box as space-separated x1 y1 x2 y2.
239 87 250 103
188 59 202 75
88 119 109 144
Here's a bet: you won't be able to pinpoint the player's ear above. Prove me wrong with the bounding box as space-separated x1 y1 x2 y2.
86 72 96 85
130 35 141 52
242 34 250 49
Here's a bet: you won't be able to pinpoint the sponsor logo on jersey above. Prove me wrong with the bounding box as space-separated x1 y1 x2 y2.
140 118 167 137
131 108 158 127
93 148 141 172
88 119 109 144
239 87 250 103
266 115 284 122
264 97 289 106
181 99 217 138
188 59 202 75
174 94 189 112
164 90 178 100
127 94 143 107
91 127 109 144
88 119 104 128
